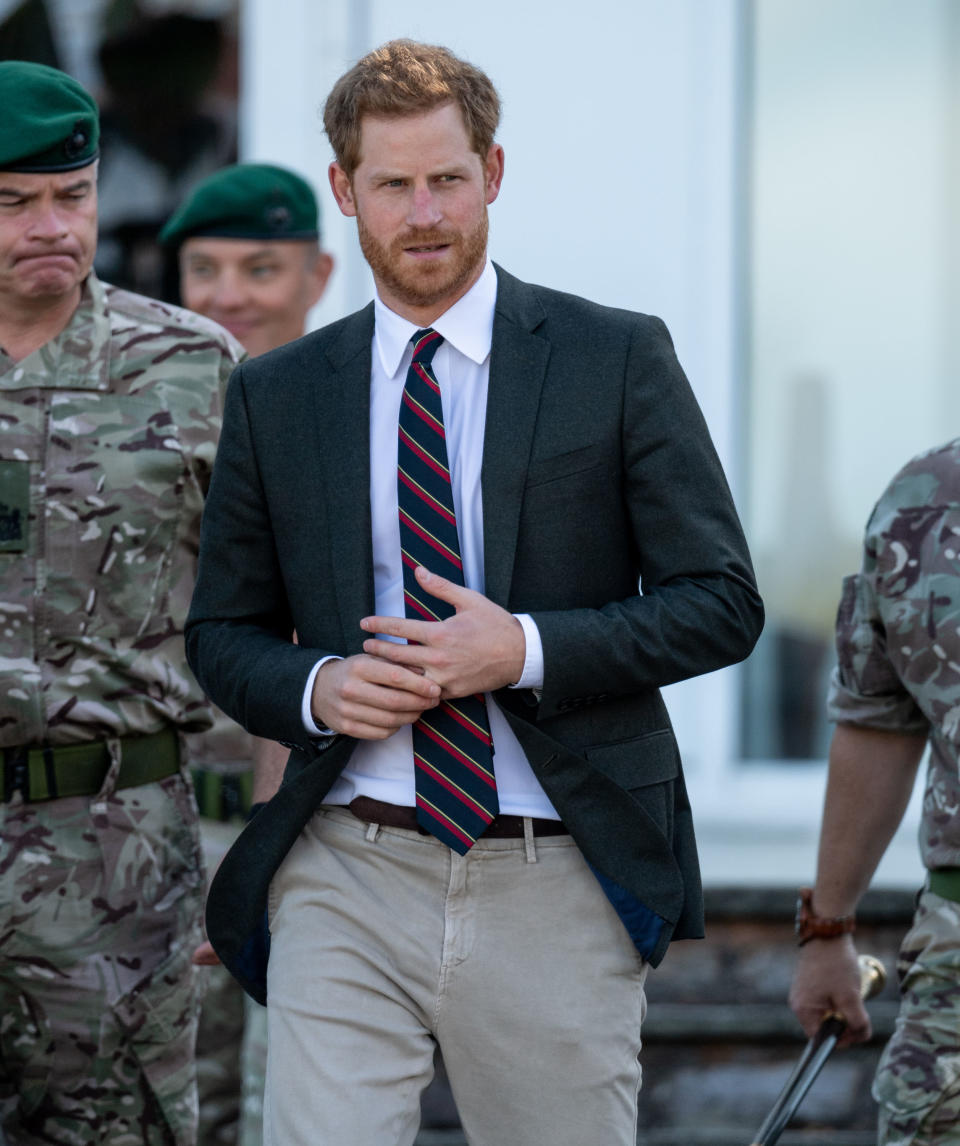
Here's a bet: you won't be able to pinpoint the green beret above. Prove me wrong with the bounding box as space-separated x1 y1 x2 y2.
0 61 99 173
160 164 320 247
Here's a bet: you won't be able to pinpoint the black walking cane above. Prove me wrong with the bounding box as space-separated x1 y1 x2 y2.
747 954 886 1146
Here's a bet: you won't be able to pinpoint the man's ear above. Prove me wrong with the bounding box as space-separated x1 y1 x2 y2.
307 251 334 307
484 144 505 206
329 163 357 217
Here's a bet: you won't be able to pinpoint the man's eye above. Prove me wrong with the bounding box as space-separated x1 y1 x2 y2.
249 264 278 278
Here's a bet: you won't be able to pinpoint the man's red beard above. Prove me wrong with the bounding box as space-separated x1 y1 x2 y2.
357 211 488 311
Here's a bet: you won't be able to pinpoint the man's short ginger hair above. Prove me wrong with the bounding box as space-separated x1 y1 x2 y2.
323 39 501 177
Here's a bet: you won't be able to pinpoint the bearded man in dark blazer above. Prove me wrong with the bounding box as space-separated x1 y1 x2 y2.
186 38 764 1146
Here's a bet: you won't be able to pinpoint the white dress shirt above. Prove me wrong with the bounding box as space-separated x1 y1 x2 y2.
304 261 559 819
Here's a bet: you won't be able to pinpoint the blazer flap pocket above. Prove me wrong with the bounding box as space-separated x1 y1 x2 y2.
584 730 679 789
525 443 603 488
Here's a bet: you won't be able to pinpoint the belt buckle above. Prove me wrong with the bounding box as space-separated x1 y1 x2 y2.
3 745 29 802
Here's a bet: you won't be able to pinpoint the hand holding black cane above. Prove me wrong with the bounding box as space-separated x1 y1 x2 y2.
747 953 886 1146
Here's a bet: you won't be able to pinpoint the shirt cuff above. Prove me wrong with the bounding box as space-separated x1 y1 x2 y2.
510 613 544 690
302 656 341 735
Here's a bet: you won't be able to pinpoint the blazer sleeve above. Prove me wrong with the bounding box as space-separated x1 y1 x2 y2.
529 315 763 719
185 360 330 752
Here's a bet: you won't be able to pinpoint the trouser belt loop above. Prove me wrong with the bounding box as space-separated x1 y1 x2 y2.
95 737 123 805
523 816 537 864
42 745 57 801
3 746 27 802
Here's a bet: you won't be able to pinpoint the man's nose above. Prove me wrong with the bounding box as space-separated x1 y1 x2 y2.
28 204 69 240
406 186 442 228
212 273 247 309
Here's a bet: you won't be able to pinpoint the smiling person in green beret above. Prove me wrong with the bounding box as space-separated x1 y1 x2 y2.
160 163 333 1146
0 61 245 1146
161 164 333 360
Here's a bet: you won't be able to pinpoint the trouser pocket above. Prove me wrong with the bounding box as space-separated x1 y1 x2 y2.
113 943 204 1146
873 888 960 1145
873 1027 960 1146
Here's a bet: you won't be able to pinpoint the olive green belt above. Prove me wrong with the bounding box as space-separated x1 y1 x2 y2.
2 727 180 803
928 868 960 903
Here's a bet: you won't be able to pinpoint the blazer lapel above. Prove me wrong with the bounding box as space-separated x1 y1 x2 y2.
482 266 550 608
317 305 377 652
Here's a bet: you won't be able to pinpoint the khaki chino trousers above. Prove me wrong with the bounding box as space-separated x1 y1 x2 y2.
263 806 647 1146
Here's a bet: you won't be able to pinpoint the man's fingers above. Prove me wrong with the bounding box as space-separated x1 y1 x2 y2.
312 654 440 738
361 614 429 642
362 637 429 667
790 987 872 1044
324 654 439 700
414 564 472 605
360 566 477 642
834 997 872 1045
351 656 439 699
333 690 434 738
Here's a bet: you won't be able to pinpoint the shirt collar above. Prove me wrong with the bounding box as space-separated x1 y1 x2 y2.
374 259 497 379
0 273 110 390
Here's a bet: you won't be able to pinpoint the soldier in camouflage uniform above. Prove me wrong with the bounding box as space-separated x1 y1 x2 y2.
159 164 333 1146
0 62 244 1146
790 438 960 1143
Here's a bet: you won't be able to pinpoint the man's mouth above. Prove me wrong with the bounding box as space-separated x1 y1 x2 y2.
217 316 258 335
405 243 449 253
17 251 76 264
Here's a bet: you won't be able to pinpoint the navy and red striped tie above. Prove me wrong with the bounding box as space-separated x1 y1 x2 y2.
397 328 498 853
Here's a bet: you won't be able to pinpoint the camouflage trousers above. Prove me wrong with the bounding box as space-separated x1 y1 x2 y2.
195 967 266 1146
195 820 265 1146
874 888 960 1145
0 770 206 1146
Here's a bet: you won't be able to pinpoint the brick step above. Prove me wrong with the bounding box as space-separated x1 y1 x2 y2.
643 1001 899 1041
414 1127 877 1145
642 1132 875 1146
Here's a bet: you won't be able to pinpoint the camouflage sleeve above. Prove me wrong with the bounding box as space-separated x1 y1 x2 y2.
826 525 929 735
191 343 244 500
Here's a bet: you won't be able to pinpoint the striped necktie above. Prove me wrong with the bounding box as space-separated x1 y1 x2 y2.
397 327 498 853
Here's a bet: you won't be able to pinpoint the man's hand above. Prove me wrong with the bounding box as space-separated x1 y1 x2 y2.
311 652 441 739
192 939 222 966
789 936 871 1046
360 565 526 698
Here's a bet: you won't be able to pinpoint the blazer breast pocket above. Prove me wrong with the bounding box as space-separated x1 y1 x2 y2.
524 443 605 489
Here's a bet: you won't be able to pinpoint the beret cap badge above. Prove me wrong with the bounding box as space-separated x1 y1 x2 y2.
64 123 90 161
265 203 292 232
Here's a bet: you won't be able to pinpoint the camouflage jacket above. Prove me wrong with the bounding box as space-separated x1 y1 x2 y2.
828 437 960 869
0 273 244 748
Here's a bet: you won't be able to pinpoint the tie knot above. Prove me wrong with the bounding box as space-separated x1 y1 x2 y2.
411 327 443 365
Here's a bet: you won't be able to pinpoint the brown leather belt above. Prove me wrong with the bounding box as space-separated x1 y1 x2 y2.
348 795 567 839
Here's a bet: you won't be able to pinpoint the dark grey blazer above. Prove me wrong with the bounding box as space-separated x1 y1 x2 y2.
186 265 763 1003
